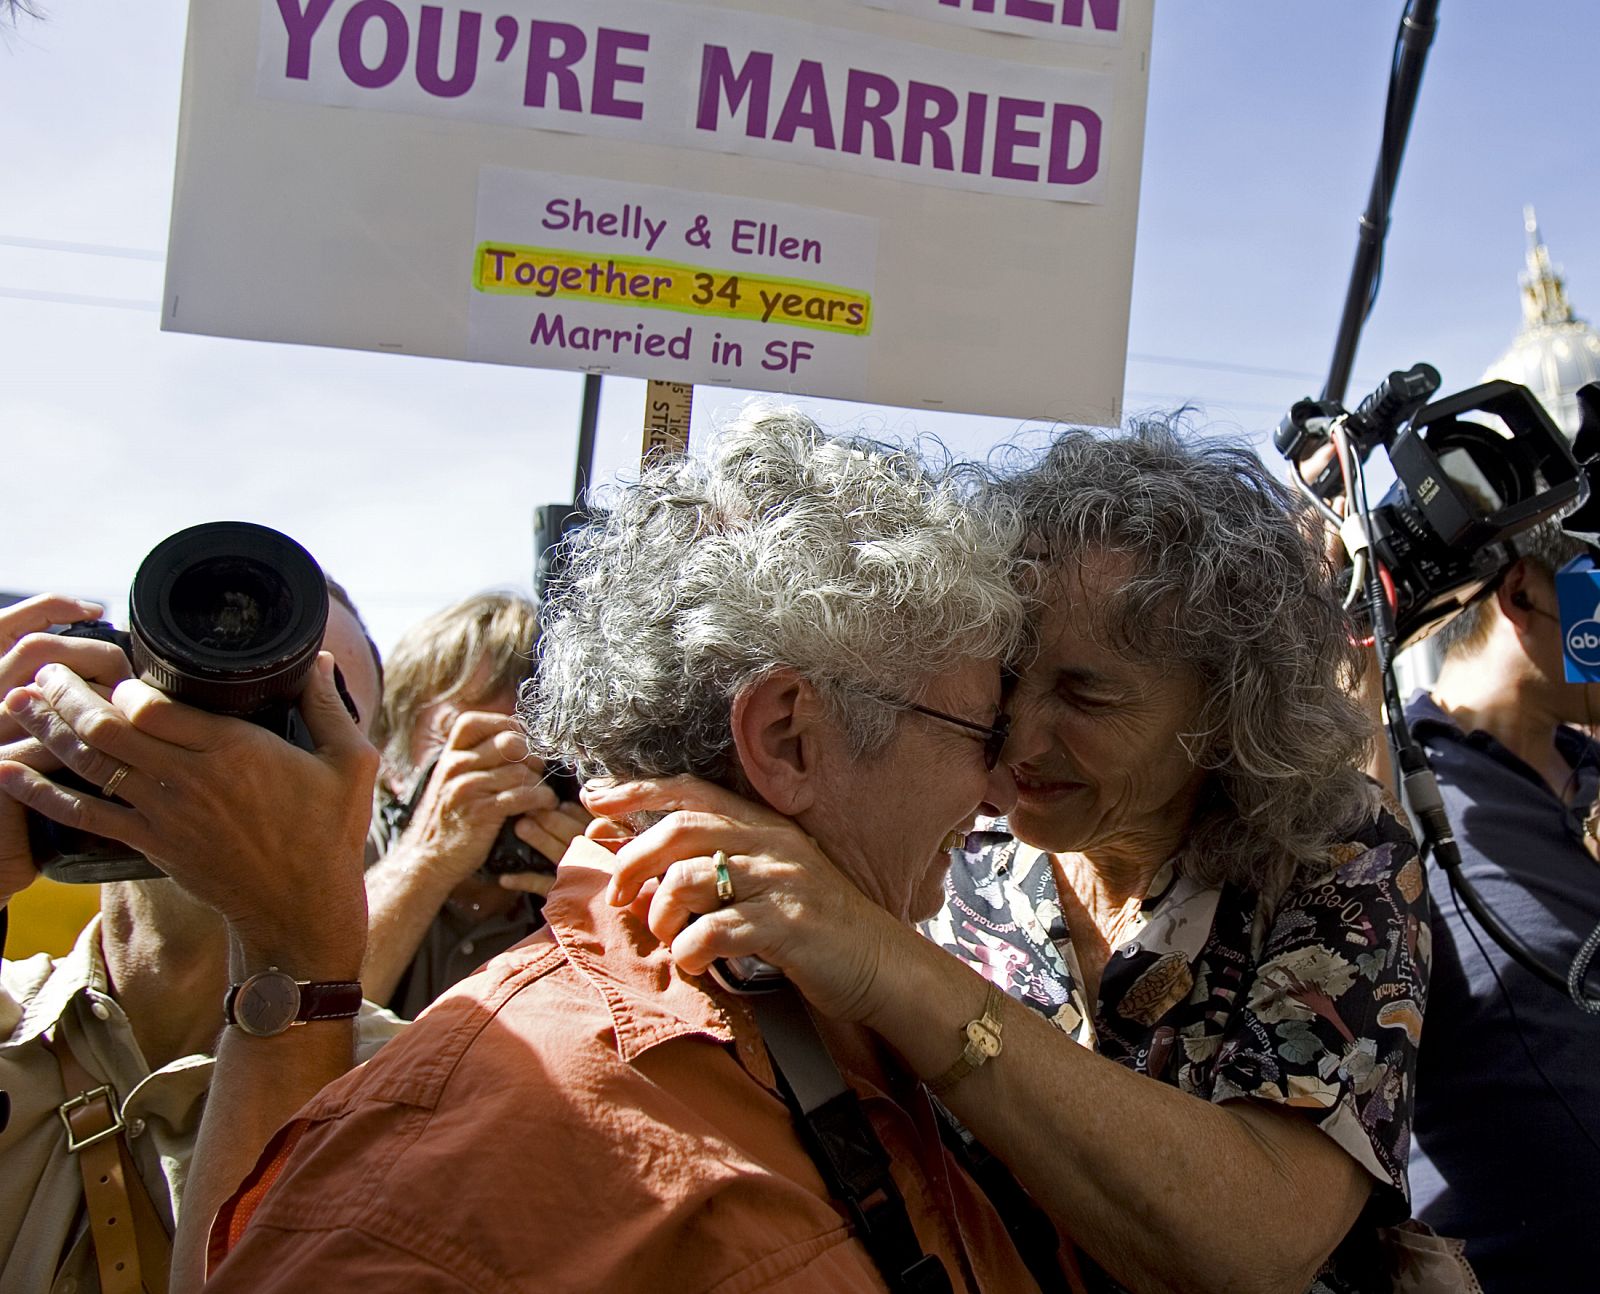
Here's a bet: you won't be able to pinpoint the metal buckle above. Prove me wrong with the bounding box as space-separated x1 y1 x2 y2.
58 1085 124 1152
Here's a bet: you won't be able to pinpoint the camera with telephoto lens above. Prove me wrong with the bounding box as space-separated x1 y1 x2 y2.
1276 365 1587 648
28 521 339 884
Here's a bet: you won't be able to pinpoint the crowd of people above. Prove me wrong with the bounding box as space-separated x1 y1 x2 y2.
1 406 1596 1293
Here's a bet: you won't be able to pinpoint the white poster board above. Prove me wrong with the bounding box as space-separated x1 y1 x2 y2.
164 0 1151 423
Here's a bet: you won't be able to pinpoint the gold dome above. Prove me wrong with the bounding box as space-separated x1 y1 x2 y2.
1480 207 1600 437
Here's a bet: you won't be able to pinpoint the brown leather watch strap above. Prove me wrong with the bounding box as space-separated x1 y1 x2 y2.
47 1029 172 1294
297 979 363 1021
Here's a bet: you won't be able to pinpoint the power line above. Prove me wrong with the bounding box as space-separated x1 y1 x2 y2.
1126 351 1322 384
0 287 159 312
1123 389 1292 418
0 235 164 262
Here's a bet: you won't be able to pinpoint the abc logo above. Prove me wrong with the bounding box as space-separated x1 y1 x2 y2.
1566 619 1600 666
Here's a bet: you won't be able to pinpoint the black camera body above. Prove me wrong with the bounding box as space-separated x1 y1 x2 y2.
1366 382 1586 643
30 521 333 884
391 751 566 879
1277 369 1586 648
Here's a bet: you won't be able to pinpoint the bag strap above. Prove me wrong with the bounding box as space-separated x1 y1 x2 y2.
750 984 952 1294
46 1029 172 1294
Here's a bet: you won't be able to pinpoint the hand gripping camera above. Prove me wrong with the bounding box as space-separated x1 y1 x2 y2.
1276 366 1587 648
30 521 341 884
389 751 558 878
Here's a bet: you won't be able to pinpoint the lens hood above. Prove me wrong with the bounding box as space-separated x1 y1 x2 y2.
128 521 328 715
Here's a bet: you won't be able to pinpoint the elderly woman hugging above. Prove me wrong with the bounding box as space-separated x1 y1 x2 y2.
594 422 1473 1293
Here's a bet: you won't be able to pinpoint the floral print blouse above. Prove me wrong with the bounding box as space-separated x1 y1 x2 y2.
922 791 1431 1294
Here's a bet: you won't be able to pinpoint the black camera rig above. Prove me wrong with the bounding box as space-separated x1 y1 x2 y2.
1276 365 1586 650
1274 0 1597 1014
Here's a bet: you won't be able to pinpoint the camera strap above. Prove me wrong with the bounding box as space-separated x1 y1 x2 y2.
749 984 953 1294
45 1029 172 1294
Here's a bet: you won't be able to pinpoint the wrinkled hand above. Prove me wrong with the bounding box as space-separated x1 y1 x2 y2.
0 595 129 905
497 800 592 894
583 775 899 1024
0 654 378 977
396 711 558 886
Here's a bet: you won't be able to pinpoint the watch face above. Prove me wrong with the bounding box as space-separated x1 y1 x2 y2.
235 971 302 1037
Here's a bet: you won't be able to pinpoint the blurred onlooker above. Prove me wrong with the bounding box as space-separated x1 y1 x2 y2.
362 592 588 1018
1404 521 1600 1291
0 586 403 1293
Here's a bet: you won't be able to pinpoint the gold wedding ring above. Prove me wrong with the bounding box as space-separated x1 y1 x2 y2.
101 763 132 800
712 850 735 905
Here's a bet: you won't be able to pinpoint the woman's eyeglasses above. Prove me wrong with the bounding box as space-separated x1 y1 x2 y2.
905 703 1012 771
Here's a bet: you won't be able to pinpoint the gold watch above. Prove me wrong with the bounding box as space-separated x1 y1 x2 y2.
927 981 1005 1097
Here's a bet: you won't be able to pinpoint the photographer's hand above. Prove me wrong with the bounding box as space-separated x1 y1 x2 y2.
0 654 377 974
0 594 127 906
361 711 556 1002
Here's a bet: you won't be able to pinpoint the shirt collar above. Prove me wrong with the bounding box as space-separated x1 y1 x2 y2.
2 913 112 1049
1403 689 1460 741
1407 688 1600 804
542 838 775 1088
960 833 1223 1029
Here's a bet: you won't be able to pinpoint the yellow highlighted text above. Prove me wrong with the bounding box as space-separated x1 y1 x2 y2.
473 243 872 337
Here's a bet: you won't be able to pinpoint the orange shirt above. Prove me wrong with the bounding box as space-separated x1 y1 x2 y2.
206 838 1049 1293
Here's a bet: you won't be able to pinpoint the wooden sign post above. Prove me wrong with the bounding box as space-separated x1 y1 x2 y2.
643 381 694 462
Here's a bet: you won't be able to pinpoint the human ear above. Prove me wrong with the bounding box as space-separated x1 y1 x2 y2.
1496 561 1536 630
729 669 819 817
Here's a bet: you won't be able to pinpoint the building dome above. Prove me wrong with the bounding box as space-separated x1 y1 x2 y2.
1480 207 1600 437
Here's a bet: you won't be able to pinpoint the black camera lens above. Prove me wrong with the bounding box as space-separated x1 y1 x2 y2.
128 521 328 715
1425 419 1537 515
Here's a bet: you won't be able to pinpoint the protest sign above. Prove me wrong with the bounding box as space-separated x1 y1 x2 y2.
859 0 1125 46
165 0 1151 422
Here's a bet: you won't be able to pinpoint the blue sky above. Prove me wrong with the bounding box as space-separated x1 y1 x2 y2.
3 1 1596 650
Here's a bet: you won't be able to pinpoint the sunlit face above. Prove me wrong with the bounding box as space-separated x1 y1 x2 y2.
1003 553 1209 859
804 657 1016 923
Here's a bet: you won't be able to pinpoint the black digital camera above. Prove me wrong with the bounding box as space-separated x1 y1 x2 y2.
29 521 336 884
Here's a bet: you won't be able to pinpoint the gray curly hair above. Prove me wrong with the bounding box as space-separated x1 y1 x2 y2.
994 420 1372 895
529 406 1027 783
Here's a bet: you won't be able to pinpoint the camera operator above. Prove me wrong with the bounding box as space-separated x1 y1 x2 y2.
1399 521 1600 1291
0 586 403 1294
362 592 589 1017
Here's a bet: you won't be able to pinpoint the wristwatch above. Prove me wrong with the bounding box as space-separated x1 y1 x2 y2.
927 981 1006 1097
223 969 364 1038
